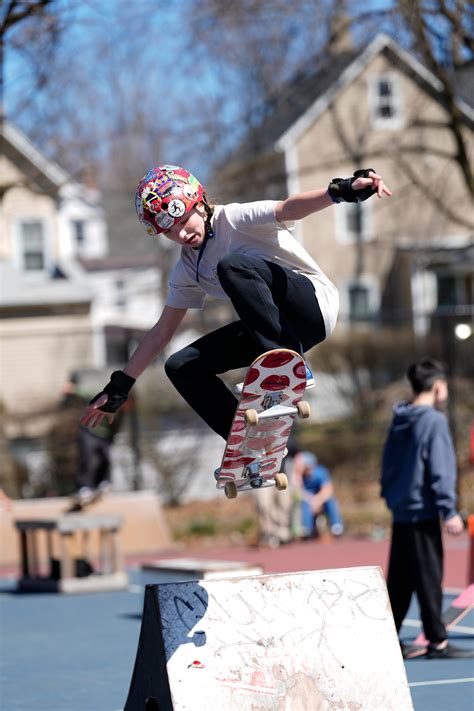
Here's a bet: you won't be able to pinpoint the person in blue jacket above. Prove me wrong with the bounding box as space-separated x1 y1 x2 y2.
381 358 473 660
294 451 344 538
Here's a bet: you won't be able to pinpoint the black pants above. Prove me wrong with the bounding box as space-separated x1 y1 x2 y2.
76 428 111 490
387 519 446 644
165 254 327 439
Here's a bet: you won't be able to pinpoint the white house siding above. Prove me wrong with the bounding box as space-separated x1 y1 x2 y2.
0 313 93 415
58 183 108 260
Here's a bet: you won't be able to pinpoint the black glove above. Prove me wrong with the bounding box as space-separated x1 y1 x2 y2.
89 370 136 413
328 168 377 203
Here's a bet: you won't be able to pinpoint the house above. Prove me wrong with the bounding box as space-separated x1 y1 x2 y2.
0 122 163 418
218 34 474 341
0 121 104 416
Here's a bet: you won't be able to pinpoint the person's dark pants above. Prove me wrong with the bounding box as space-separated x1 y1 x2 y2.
387 519 446 644
76 428 111 490
165 254 327 439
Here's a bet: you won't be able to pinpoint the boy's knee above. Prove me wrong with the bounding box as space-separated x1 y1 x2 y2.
217 254 236 279
164 347 204 383
217 253 257 287
164 350 187 381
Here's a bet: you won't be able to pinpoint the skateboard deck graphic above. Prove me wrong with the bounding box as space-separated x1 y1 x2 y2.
216 349 311 499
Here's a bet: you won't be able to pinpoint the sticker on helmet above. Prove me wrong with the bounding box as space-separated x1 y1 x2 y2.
144 222 158 236
155 212 175 229
135 194 144 218
183 184 195 199
168 199 186 218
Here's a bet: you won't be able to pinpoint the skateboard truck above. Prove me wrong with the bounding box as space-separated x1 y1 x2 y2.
244 462 264 488
261 392 283 409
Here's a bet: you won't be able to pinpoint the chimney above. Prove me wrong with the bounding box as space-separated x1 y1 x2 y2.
328 0 354 55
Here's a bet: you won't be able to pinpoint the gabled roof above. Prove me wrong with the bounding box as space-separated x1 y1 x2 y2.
276 33 474 151
0 262 92 309
79 254 158 272
0 120 74 191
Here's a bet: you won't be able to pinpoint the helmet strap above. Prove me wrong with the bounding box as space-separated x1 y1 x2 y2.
195 198 214 282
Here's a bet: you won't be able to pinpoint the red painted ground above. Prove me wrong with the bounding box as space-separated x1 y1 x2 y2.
1 533 469 590
127 531 471 591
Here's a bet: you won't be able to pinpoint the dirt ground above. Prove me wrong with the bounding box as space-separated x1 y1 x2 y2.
163 469 474 547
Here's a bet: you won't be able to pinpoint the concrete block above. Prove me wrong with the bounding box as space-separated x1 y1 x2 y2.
141 558 263 584
124 566 413 710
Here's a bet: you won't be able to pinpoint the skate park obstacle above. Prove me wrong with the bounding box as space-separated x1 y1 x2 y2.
124 566 413 710
15 514 129 593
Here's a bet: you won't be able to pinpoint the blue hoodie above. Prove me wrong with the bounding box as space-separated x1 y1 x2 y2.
381 402 458 523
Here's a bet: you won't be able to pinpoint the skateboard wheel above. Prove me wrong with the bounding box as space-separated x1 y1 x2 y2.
297 400 311 419
245 408 259 426
224 481 238 499
275 473 288 491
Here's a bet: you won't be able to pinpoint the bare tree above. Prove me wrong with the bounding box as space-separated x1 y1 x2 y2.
397 0 473 195
0 0 67 120
347 0 473 196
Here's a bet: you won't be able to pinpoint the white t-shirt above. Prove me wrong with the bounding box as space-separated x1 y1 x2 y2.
165 200 339 337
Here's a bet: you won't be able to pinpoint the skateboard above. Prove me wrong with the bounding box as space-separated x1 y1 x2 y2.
216 349 311 499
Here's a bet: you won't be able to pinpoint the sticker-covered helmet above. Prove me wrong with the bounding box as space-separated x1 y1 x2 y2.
135 164 206 236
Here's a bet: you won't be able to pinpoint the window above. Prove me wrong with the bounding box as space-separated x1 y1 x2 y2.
377 79 394 118
436 272 473 308
437 275 457 307
369 75 403 129
20 221 46 271
349 283 370 322
335 201 373 244
71 220 85 247
115 279 127 308
346 202 363 236
342 275 379 325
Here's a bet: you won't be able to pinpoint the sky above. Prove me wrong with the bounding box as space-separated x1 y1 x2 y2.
3 0 469 184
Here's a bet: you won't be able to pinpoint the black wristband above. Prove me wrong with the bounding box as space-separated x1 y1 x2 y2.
89 370 136 413
328 168 376 203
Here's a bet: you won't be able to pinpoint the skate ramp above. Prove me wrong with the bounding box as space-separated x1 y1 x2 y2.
124 565 413 710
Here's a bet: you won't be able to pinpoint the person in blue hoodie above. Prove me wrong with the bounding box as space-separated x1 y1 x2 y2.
381 358 472 659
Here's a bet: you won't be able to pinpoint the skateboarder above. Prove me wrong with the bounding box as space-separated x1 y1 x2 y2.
81 164 391 440
61 372 125 510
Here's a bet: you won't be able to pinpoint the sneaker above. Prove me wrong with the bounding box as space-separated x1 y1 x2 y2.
427 642 474 659
330 522 344 537
234 360 315 394
305 361 315 389
401 643 428 659
77 487 94 504
259 534 281 549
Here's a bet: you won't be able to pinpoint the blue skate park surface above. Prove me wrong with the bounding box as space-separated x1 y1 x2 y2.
1 567 473 711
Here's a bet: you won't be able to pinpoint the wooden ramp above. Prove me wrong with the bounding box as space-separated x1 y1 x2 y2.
124 566 413 711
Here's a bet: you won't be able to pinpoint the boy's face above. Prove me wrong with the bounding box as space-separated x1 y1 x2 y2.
161 204 207 248
433 378 448 407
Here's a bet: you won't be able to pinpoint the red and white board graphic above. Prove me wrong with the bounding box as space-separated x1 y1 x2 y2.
216 349 310 496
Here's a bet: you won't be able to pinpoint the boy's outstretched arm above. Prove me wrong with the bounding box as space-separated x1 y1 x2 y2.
80 306 187 428
276 169 392 223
